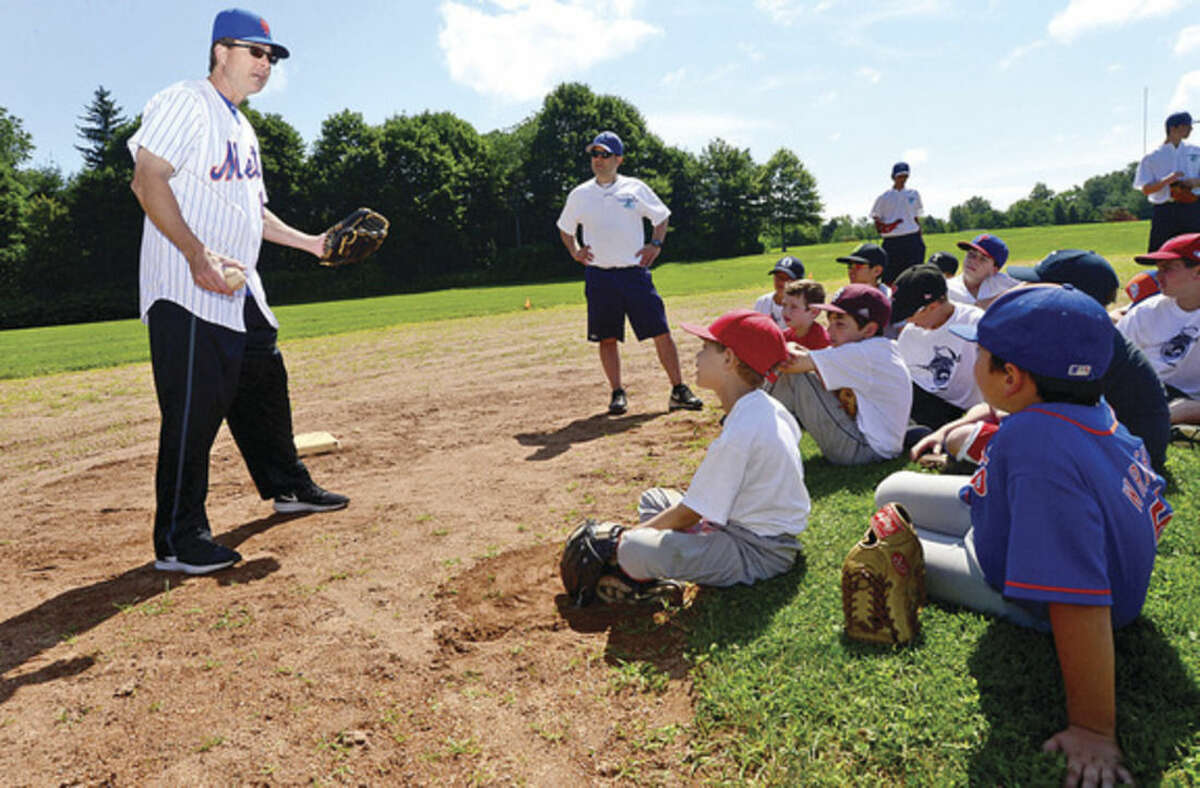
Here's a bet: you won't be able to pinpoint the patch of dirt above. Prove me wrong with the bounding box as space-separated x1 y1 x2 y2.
0 292 750 784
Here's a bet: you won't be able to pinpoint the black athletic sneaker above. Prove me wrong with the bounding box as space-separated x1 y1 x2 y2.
608 388 628 415
668 383 703 411
155 539 242 575
1171 424 1200 448
274 482 350 514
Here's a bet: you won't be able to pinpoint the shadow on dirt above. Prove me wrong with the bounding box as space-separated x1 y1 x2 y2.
515 412 664 461
0 512 315 705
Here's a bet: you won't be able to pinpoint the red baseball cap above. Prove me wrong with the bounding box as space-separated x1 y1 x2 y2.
680 309 788 375
1134 233 1200 265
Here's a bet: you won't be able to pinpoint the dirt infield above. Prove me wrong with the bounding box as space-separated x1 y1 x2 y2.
0 292 755 784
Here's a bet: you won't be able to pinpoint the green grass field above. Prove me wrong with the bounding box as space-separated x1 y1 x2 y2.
0 220 1153 380
2 216 1197 782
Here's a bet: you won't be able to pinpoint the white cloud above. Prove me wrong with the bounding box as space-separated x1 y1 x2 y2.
829 132 842 142
1048 0 1187 43
816 89 838 105
1107 63 1123 72
858 66 881 84
437 1 661 101
1175 25 1200 55
998 39 1046 70
1169 71 1200 113
645 112 770 153
753 0 806 25
902 147 928 165
660 67 686 87
738 42 766 63
755 0 940 26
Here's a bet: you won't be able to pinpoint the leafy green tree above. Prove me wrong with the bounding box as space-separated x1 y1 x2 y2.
309 110 385 228
758 148 822 251
75 86 128 170
949 196 1005 231
697 138 763 257
0 107 33 292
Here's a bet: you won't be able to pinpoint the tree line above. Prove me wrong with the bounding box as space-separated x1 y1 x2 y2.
0 82 1149 329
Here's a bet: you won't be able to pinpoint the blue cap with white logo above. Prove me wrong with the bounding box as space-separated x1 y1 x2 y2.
949 284 1114 380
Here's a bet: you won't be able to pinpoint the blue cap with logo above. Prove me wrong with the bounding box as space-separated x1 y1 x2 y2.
587 131 624 156
956 233 1009 268
892 161 910 177
213 8 290 59
949 284 1114 381
769 255 806 279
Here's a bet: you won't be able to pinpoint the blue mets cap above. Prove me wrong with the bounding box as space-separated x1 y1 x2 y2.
213 8 290 58
892 161 910 177
949 284 1114 380
956 233 1009 268
587 131 624 156
1007 249 1120 306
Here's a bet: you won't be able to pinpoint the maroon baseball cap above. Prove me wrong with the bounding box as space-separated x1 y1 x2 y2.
814 284 892 329
680 309 788 375
1134 233 1200 265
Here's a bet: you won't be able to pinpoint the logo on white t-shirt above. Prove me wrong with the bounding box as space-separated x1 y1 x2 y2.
1162 326 1199 366
917 346 961 389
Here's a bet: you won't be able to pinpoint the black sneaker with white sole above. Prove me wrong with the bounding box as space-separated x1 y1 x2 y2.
155 539 242 575
668 383 703 411
608 388 628 415
274 482 350 513
596 573 685 606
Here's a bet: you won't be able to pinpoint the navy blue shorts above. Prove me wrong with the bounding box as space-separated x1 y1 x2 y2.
585 266 670 342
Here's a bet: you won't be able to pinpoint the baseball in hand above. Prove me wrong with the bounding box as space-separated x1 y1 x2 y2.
221 263 246 291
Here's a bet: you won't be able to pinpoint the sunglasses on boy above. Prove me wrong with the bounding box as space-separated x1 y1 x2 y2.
224 40 280 65
589 150 616 159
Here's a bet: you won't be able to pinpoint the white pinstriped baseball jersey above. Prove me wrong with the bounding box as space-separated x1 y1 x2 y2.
128 79 277 332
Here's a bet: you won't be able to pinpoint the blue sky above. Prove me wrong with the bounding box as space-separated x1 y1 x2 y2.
2 0 1197 220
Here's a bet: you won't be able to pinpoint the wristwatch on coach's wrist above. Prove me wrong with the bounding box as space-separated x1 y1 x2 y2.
649 239 663 247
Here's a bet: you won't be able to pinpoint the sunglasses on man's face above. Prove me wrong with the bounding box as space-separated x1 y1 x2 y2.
226 41 279 65
589 150 615 159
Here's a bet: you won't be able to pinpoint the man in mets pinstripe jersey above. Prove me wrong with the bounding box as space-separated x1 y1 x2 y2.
873 286 1171 784
129 9 347 575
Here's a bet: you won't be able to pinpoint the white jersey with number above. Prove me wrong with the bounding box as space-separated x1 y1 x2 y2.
128 78 275 332
556 175 670 269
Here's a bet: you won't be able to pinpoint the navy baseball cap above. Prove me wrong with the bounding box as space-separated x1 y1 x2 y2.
949 284 1114 380
928 251 959 276
213 8 290 58
1008 249 1119 306
1166 111 1193 131
837 242 889 269
587 131 624 156
769 255 806 279
814 283 892 329
956 233 1009 267
892 162 910 177
890 264 948 323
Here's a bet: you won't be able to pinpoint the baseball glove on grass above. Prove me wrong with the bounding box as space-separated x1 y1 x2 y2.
842 503 925 645
319 208 389 267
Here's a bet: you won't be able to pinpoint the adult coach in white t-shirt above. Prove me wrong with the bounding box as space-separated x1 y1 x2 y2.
871 161 926 285
557 131 703 416
128 9 347 575
1133 112 1200 253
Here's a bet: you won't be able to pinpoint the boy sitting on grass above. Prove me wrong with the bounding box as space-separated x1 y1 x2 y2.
594 309 811 600
781 279 831 350
769 284 912 464
874 285 1171 785
946 233 1018 308
754 255 807 329
838 242 892 299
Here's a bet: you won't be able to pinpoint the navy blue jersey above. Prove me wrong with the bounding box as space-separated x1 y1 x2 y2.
961 401 1171 628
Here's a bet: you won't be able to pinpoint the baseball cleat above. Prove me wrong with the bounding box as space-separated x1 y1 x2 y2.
596 574 685 606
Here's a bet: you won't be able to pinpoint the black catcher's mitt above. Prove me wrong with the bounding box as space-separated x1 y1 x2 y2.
319 207 389 267
560 519 623 607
